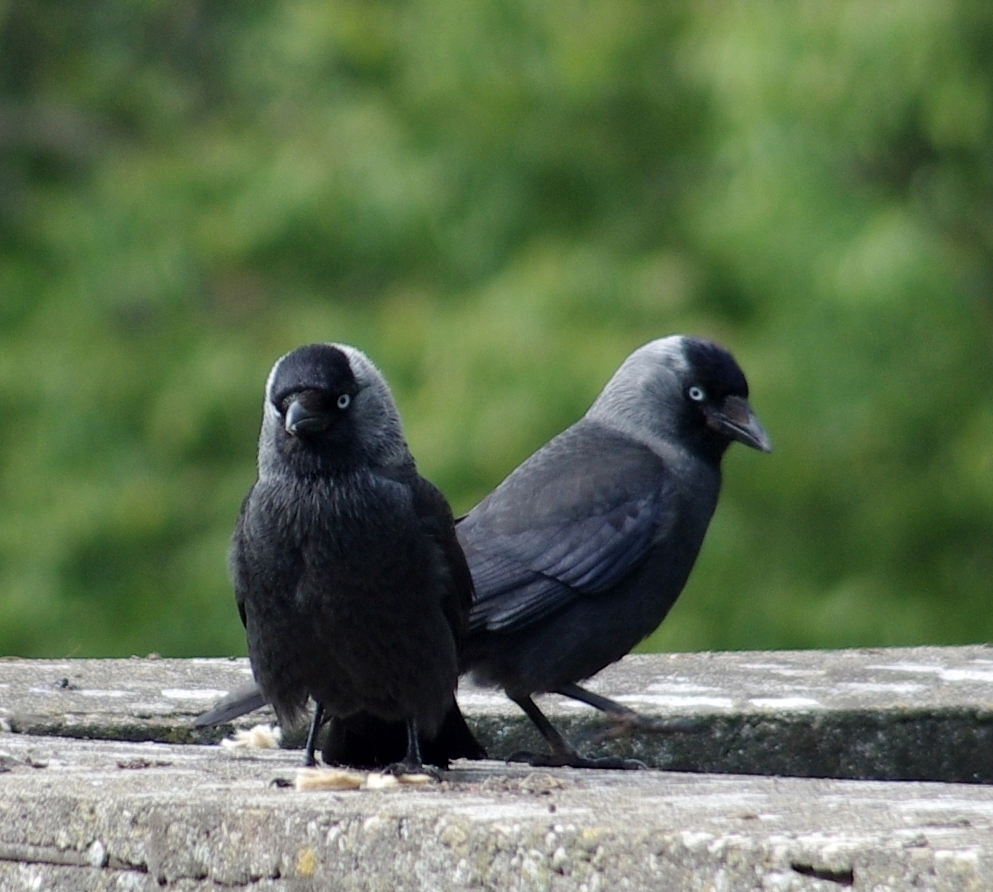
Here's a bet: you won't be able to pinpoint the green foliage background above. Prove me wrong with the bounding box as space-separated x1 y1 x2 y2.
1 1 991 657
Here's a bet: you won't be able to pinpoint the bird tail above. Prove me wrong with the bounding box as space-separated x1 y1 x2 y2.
193 681 268 727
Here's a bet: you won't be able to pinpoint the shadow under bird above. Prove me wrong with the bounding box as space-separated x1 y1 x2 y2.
224 342 483 774
197 335 769 769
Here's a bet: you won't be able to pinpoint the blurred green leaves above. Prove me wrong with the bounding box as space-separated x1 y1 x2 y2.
0 0 991 657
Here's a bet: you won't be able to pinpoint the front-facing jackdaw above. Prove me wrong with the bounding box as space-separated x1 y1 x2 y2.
457 335 771 766
231 342 477 774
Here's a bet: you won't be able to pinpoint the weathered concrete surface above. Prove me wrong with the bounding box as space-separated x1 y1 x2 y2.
2 646 993 782
0 655 262 743
0 733 991 891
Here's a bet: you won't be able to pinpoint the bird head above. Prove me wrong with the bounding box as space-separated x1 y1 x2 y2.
587 335 772 465
258 343 411 479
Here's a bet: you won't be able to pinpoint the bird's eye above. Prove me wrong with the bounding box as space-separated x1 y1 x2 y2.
688 385 706 402
337 393 351 410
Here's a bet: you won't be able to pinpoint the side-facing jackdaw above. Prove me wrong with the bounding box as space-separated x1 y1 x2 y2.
457 335 771 766
230 342 480 774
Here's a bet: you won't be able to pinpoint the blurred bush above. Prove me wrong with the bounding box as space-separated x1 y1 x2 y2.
0 0 990 656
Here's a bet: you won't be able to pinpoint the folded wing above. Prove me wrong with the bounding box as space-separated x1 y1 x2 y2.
459 423 675 634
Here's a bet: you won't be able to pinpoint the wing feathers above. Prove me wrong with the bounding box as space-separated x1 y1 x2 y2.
461 425 675 634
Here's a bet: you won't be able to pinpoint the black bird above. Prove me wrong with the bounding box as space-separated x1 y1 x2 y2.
457 335 771 767
196 335 769 769
229 342 479 774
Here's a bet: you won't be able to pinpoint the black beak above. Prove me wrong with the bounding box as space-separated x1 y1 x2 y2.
704 395 772 453
285 398 331 436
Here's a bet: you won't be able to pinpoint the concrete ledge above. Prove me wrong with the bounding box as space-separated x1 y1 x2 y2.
0 733 991 891
2 645 993 782
2 647 993 890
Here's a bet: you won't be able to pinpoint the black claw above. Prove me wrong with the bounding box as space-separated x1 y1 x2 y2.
377 717 441 779
384 759 441 780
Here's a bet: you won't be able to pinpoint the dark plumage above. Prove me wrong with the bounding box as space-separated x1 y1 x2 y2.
321 703 483 769
194 681 267 728
457 335 771 766
196 335 769 770
232 342 478 773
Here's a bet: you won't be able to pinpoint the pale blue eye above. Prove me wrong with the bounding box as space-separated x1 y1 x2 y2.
688 386 705 402
337 393 351 410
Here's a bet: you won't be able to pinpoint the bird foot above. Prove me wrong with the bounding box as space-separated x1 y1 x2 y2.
384 759 441 781
506 750 647 770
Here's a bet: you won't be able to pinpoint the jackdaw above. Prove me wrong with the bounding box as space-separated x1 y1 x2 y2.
457 335 771 767
229 342 479 774
196 335 769 769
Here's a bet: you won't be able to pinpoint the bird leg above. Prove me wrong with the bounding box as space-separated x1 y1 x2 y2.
303 701 325 766
384 719 441 779
555 682 703 746
506 694 646 770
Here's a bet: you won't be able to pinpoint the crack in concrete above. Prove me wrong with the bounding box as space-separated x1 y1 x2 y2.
0 841 148 874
